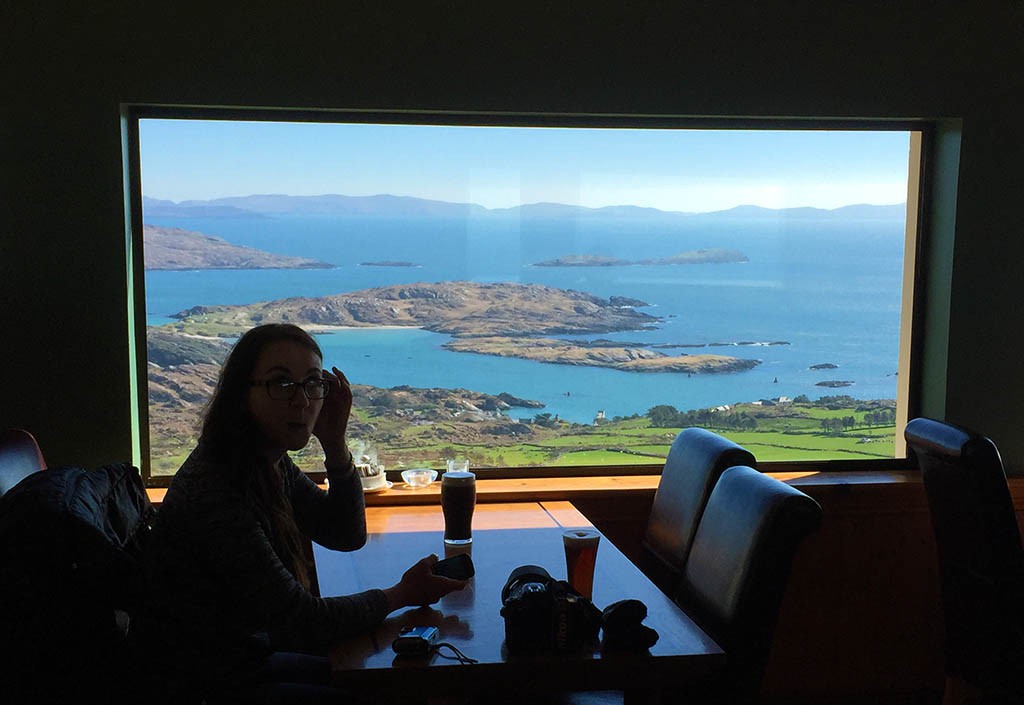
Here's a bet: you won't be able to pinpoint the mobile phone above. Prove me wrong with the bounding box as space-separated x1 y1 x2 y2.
432 553 475 580
392 625 439 655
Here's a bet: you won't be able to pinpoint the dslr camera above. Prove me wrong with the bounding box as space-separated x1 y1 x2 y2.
500 565 601 654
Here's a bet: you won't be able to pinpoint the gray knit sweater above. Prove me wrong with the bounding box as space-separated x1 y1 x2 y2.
134 449 389 688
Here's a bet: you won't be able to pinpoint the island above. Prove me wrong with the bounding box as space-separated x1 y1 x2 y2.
533 248 748 267
166 281 659 337
638 248 749 265
816 380 855 388
144 224 333 270
810 363 839 370
442 336 760 373
160 281 758 375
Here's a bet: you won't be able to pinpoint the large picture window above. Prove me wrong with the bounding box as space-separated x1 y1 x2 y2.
130 110 919 480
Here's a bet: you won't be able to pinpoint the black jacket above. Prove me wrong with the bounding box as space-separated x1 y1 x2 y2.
0 462 154 703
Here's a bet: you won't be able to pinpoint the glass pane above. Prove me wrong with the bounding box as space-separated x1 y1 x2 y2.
139 118 912 477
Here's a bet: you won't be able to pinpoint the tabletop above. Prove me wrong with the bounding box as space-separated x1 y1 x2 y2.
314 501 724 701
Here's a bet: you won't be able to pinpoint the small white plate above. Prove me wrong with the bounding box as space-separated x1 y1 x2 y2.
363 481 393 494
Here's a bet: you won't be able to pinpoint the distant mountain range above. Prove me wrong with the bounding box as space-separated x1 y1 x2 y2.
143 194 906 221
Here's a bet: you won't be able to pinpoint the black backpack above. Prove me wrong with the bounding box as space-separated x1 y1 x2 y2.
0 462 155 703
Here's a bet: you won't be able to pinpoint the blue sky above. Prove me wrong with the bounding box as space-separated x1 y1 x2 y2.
139 119 911 213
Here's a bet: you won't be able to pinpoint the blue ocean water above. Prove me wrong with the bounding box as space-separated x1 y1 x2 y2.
144 213 904 424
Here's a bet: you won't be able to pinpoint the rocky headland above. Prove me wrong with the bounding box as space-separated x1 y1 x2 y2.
144 224 333 270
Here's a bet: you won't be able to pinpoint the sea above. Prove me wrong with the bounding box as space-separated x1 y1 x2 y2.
143 212 904 425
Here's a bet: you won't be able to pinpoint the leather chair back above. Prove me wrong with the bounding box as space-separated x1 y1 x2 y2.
904 417 1024 698
677 465 822 703
642 428 755 593
0 428 46 496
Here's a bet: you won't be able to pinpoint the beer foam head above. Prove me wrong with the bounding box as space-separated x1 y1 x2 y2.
563 529 600 545
442 470 475 484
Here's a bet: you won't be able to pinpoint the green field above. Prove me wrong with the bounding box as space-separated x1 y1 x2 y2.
357 398 897 471
148 396 896 478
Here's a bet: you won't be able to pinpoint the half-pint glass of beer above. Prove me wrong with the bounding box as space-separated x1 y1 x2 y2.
563 529 601 599
441 470 476 545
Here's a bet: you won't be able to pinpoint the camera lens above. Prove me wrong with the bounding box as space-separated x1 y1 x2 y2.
501 564 552 604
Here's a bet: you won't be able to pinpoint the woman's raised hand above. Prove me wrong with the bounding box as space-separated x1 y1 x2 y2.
313 366 353 464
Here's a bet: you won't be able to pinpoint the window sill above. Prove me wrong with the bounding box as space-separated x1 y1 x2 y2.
146 469 964 510
360 470 939 513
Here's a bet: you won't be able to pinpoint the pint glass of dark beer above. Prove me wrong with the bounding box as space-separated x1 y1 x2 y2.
563 529 601 599
441 469 476 545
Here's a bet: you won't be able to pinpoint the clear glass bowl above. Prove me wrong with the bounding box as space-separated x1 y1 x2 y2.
401 468 438 488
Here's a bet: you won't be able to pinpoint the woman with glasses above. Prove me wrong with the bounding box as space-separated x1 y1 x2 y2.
134 323 465 704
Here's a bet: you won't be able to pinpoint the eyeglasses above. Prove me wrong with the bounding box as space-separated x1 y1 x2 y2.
250 377 331 401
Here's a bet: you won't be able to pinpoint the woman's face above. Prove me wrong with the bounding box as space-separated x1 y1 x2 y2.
247 339 324 459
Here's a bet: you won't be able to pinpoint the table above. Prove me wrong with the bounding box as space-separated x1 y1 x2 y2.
314 502 724 703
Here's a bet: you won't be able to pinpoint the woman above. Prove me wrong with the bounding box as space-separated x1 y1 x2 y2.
135 323 465 703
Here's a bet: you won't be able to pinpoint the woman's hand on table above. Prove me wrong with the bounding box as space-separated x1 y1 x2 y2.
383 554 468 612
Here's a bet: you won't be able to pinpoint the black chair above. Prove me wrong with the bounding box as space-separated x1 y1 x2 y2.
641 428 756 595
561 465 821 705
0 428 46 496
904 417 1024 705
673 465 823 704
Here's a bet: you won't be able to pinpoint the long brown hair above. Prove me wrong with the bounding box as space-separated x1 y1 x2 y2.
198 323 322 590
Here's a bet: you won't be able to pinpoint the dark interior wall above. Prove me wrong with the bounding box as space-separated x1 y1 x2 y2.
4 2 1023 470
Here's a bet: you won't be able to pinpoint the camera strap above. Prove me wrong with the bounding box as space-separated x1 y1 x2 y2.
432 642 478 665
